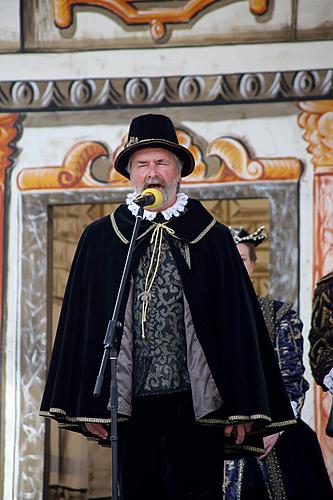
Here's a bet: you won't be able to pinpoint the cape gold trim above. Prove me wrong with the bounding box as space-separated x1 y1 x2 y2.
40 409 128 423
110 212 129 244
198 413 272 425
264 418 296 429
190 218 216 244
110 208 216 246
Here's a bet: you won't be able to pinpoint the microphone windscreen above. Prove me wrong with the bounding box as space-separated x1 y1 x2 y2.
141 188 164 209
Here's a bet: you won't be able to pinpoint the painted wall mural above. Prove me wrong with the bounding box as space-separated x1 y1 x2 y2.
0 99 332 496
16 131 301 191
16 0 333 50
0 70 332 112
12 122 302 496
53 0 269 41
0 113 21 337
298 100 333 483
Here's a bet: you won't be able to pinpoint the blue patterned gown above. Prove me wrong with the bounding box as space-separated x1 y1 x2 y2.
223 297 309 500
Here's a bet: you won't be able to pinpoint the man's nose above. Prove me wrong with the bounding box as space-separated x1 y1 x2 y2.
146 162 159 175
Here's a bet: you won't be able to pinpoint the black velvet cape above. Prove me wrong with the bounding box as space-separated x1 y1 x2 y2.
40 199 295 451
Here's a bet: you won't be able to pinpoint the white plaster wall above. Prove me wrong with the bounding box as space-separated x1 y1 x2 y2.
0 0 20 51
0 40 332 81
297 0 333 30
0 33 326 496
4 107 315 485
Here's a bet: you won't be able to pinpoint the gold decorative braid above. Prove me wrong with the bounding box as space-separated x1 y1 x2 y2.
265 418 296 429
40 409 128 423
198 413 272 425
136 225 157 241
110 211 161 245
184 242 191 269
263 448 288 500
110 212 129 244
190 217 216 244
258 296 276 343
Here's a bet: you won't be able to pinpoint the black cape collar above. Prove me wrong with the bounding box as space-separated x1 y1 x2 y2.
111 198 216 244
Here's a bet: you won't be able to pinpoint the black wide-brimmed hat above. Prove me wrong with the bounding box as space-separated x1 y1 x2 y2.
229 226 267 246
114 114 195 179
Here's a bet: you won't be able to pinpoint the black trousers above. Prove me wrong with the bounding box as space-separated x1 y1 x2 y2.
118 391 225 500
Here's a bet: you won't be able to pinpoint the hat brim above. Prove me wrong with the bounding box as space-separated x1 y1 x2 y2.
114 139 195 179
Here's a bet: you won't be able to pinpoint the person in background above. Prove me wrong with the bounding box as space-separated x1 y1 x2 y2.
40 114 295 500
224 226 332 500
309 271 333 392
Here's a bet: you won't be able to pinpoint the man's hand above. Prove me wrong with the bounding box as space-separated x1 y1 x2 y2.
224 422 252 445
84 422 109 439
259 432 280 459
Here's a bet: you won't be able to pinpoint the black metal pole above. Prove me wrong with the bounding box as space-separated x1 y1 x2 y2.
93 206 144 500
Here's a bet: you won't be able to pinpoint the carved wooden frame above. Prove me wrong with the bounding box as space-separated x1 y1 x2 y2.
52 0 269 41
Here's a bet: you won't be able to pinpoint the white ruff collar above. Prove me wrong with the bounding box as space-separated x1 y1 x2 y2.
126 192 188 220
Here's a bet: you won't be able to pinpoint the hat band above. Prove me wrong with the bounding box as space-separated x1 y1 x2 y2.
125 137 180 149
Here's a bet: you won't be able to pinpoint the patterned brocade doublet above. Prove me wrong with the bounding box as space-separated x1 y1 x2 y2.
132 236 191 396
224 297 309 500
309 272 333 388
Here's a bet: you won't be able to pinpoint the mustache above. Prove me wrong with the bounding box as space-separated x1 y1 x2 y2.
143 175 165 189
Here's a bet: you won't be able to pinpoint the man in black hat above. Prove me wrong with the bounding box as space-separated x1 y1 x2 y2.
41 114 295 500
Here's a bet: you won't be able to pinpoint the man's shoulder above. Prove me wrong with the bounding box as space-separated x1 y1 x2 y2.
206 220 234 246
84 214 112 235
187 199 228 234
80 213 122 246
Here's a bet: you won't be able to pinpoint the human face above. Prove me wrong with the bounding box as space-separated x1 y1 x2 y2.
236 243 255 275
129 147 182 211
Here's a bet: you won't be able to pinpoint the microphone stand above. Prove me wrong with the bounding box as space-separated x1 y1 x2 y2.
93 205 144 500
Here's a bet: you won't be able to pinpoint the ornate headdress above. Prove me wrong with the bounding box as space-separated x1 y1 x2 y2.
229 225 267 246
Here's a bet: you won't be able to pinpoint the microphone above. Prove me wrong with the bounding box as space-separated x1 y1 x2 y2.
133 188 164 209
